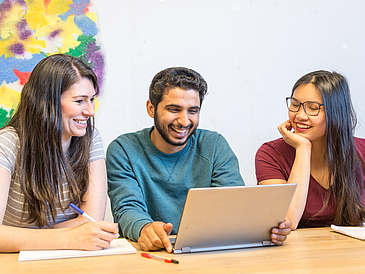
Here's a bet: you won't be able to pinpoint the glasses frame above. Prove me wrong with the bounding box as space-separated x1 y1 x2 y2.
286 97 324 116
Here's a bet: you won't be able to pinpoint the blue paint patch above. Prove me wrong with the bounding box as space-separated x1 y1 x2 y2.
74 15 97 37
0 54 45 83
70 0 90 14
59 0 90 20
0 0 5 5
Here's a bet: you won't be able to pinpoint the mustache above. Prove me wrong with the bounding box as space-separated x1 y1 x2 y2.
169 124 193 130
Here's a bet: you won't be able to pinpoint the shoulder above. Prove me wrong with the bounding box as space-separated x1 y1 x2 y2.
89 128 105 162
355 137 365 155
255 137 295 162
106 128 151 173
355 137 365 147
255 138 295 181
0 127 19 150
0 126 18 141
0 127 19 173
191 129 227 146
108 128 146 148
107 128 148 157
91 127 103 144
257 138 290 154
190 129 236 159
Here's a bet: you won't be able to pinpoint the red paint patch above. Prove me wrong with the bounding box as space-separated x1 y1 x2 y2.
13 68 31 86
44 0 52 9
84 2 92 13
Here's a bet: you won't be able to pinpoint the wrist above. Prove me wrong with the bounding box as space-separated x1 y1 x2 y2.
296 143 312 153
59 228 73 249
136 220 153 240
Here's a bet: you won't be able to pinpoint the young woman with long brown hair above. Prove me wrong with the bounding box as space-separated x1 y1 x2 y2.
0 54 117 252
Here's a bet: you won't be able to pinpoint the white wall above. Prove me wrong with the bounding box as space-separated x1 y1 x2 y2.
93 0 365 216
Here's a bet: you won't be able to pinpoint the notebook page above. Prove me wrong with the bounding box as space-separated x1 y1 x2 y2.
331 224 365 240
18 238 137 262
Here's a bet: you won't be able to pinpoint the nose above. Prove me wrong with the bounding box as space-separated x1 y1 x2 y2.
83 101 95 117
177 111 189 127
295 104 308 120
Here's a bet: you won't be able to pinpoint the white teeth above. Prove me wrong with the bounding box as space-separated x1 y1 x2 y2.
297 124 310 129
75 120 87 124
172 127 187 133
175 129 186 133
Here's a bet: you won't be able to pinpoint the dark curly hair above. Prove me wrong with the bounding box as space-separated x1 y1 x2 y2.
149 67 208 109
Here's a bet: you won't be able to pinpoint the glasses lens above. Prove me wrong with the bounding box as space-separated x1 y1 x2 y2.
286 98 300 112
303 102 320 116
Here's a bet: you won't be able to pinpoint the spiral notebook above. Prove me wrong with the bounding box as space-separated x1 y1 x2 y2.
18 238 136 262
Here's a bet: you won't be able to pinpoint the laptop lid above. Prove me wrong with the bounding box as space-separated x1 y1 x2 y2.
173 183 297 254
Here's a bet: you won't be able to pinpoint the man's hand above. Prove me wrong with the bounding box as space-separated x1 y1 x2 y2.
271 217 292 245
138 221 173 253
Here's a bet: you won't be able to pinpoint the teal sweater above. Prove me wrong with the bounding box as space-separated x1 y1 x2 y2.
106 127 245 241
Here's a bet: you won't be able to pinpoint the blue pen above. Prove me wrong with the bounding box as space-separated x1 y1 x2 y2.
69 203 96 222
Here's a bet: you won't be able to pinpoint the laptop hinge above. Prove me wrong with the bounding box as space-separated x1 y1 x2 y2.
262 241 272 246
181 246 191 253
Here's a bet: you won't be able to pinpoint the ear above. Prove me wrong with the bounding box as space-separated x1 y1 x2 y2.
146 100 155 118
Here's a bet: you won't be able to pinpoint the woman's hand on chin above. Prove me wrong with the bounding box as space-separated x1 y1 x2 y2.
278 120 311 150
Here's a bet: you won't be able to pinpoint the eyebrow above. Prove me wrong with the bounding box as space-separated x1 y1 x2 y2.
292 97 322 104
165 104 200 110
72 93 97 99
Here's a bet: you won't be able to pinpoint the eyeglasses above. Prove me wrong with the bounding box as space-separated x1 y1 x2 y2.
286 97 324 116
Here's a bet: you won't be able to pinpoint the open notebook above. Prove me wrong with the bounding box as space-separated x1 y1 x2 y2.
18 238 136 262
331 224 365 240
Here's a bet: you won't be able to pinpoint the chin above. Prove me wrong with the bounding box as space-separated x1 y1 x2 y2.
73 131 87 138
295 132 312 140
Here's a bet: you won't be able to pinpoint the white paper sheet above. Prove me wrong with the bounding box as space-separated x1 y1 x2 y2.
331 224 365 240
18 238 137 262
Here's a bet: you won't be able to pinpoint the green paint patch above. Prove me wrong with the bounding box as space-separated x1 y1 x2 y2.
65 35 102 69
67 35 98 55
0 107 13 128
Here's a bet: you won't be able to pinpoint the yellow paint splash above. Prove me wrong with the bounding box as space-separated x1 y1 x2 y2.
0 86 21 109
0 34 46 58
35 14 82 53
46 0 73 15
0 4 25 40
1 0 84 58
86 12 98 23
24 0 49 29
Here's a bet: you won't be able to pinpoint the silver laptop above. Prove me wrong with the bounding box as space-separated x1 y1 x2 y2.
171 183 297 253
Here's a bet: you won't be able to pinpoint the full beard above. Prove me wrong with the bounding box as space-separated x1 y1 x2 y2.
154 116 197 147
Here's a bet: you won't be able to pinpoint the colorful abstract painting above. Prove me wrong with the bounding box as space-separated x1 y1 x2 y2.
0 0 104 128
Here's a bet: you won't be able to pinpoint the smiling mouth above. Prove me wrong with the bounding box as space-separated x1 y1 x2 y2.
169 124 193 137
171 127 188 133
296 124 311 129
74 119 88 125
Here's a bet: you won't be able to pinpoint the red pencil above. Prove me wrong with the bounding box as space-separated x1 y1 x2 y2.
141 252 179 264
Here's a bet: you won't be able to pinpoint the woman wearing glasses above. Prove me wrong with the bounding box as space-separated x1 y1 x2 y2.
255 70 365 230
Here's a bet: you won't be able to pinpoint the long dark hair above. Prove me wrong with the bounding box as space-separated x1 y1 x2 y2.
292 70 365 225
5 54 99 227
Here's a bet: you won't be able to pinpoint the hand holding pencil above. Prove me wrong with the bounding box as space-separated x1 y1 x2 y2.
67 203 118 251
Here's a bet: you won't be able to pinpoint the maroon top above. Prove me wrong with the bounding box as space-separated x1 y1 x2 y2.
255 137 365 228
